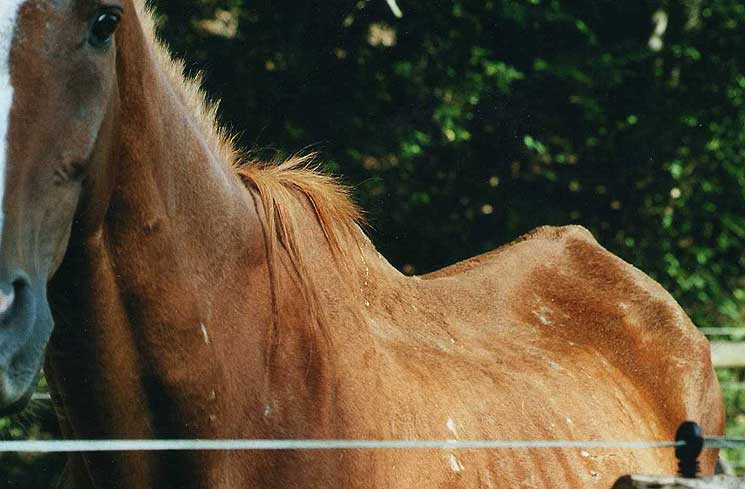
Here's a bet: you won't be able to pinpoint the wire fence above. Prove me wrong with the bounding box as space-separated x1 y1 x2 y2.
0 435 740 454
0 439 686 454
11 327 742 458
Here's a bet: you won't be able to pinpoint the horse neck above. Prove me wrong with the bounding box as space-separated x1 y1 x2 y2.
44 5 390 485
45 7 276 486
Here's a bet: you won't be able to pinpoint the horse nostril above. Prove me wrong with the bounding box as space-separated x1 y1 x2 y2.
0 287 15 317
0 278 29 322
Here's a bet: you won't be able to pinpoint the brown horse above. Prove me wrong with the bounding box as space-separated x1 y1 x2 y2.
0 1 724 488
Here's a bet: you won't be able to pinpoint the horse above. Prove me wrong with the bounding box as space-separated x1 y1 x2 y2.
0 1 724 488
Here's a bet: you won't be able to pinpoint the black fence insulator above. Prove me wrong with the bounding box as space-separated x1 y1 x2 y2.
675 421 703 478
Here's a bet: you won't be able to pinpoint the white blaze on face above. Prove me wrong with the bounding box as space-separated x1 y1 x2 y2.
0 0 27 246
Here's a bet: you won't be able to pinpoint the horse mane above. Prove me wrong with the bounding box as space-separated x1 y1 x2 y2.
134 1 366 347
236 156 365 355
235 154 364 268
134 1 238 169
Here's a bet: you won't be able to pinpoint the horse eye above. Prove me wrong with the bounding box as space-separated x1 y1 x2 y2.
89 11 121 48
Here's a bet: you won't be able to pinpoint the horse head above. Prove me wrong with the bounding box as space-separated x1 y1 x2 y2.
0 0 122 414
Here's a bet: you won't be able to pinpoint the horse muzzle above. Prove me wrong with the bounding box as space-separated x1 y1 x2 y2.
0 273 44 415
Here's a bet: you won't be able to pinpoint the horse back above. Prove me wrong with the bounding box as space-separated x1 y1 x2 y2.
423 224 724 440
335 225 724 487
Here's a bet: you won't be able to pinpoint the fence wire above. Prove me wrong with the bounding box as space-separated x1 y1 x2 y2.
13 328 742 454
705 437 745 450
0 438 685 454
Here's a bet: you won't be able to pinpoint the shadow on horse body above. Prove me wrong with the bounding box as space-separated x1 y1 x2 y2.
0 1 724 488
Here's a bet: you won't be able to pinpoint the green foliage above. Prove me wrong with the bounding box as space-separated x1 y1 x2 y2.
1 402 65 488
152 0 745 335
718 368 745 470
3 0 745 485
150 0 745 474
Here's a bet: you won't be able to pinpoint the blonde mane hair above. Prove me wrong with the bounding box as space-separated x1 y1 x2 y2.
134 1 365 347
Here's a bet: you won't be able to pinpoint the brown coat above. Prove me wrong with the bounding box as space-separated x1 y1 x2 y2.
2 1 723 488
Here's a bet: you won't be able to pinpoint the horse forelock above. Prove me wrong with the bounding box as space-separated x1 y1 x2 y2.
0 0 27 247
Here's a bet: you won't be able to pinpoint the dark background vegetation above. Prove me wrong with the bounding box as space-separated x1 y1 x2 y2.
2 0 745 486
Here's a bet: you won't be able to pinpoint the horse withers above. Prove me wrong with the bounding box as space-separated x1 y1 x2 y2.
0 1 724 488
